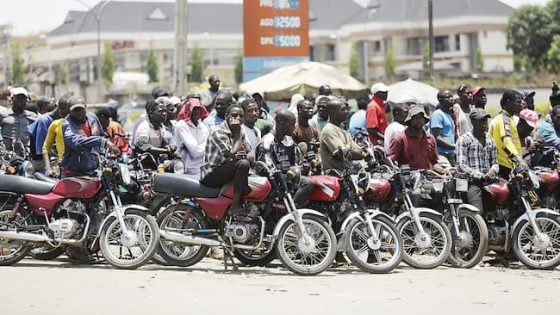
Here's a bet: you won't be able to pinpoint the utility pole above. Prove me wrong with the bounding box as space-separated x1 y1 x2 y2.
174 0 188 95
428 0 434 81
1 24 13 88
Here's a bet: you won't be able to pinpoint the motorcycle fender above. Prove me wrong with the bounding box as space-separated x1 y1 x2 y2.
396 207 442 224
339 209 394 232
97 204 152 233
272 209 327 237
456 204 480 213
511 208 560 235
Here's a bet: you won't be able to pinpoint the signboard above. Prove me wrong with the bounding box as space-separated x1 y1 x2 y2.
243 0 309 82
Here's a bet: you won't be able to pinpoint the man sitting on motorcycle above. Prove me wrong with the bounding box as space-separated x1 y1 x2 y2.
456 108 499 214
256 110 314 208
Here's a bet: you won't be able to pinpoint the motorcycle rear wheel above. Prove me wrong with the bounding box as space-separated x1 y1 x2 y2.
233 246 276 267
156 204 210 267
0 210 32 266
512 212 560 269
99 209 159 269
397 213 452 269
447 210 489 268
276 215 336 276
345 215 403 274
30 244 65 261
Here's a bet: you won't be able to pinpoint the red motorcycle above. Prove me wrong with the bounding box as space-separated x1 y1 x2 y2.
0 152 160 269
533 148 560 211
152 161 337 275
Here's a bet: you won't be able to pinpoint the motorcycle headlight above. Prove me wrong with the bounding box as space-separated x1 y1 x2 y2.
119 163 131 185
172 160 185 174
22 161 34 178
528 171 540 190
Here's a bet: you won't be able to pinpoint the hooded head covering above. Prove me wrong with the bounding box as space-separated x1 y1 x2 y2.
177 98 209 124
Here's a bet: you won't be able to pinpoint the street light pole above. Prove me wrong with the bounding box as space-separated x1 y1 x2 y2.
361 0 381 86
428 0 434 81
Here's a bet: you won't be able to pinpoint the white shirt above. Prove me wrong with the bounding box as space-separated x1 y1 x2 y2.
174 120 210 178
384 121 406 152
241 124 262 156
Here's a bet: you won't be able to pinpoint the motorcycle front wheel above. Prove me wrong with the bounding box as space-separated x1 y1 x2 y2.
447 209 488 268
345 215 403 274
397 213 452 269
276 215 336 276
512 212 560 269
99 209 159 269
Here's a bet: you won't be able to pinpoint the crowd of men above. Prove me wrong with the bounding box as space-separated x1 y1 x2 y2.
1 75 560 217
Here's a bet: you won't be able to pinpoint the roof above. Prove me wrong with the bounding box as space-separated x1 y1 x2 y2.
48 0 514 37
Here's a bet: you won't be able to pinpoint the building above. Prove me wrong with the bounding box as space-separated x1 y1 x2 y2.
0 0 514 101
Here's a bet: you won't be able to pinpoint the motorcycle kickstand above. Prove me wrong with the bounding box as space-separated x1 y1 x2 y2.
222 246 238 272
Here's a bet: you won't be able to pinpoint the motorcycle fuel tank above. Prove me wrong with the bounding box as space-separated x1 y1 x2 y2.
483 180 510 207
52 177 102 199
308 175 341 202
363 178 392 202
221 176 272 202
537 170 560 193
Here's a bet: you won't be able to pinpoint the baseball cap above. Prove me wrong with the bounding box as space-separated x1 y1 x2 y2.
68 96 87 111
469 108 491 121
519 109 538 128
522 90 536 100
155 96 171 106
10 87 29 98
370 82 389 95
472 86 485 96
405 104 429 123
169 96 181 105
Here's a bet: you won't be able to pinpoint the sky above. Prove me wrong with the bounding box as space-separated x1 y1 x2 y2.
0 0 552 36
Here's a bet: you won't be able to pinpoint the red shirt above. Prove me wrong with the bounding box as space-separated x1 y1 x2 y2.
366 96 388 144
388 128 439 170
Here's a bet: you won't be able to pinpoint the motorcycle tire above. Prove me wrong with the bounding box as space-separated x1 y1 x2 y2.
447 210 489 269
30 245 66 261
512 212 560 269
156 204 210 267
233 247 276 267
397 213 452 269
99 209 159 269
0 210 32 266
345 215 403 274
276 214 337 276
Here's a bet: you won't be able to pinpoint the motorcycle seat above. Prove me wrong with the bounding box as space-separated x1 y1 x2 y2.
0 174 55 195
152 173 221 198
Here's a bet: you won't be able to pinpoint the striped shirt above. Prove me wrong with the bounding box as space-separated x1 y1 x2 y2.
201 121 249 178
456 132 499 180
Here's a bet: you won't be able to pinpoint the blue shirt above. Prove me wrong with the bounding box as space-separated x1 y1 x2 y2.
204 114 225 131
429 109 456 156
28 113 54 158
349 109 366 136
538 118 560 149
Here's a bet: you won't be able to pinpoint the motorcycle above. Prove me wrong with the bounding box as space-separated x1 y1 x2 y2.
0 150 160 269
482 153 560 269
533 147 560 211
305 147 403 274
151 160 337 275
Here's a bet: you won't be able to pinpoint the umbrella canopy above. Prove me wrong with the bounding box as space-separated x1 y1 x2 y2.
240 61 367 100
387 78 439 107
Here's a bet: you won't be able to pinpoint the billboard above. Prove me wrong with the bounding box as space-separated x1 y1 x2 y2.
243 0 310 82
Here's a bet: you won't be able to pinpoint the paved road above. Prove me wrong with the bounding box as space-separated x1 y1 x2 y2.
1 257 559 315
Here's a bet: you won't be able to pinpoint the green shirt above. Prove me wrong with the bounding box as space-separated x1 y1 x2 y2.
320 122 360 171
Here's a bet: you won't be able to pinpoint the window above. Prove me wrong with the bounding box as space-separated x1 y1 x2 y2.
326 43 336 61
406 37 424 55
373 40 381 53
435 35 450 53
309 45 317 61
455 34 461 51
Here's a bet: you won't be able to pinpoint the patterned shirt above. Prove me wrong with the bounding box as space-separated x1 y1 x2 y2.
201 121 249 178
456 132 499 180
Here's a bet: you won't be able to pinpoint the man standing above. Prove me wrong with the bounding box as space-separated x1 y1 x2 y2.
389 105 446 173
0 87 37 155
454 83 474 136
384 104 408 152
42 93 74 177
310 96 330 133
293 99 319 146
204 91 231 131
366 82 389 145
240 98 262 156
472 86 487 109
456 109 498 214
348 98 369 137
201 75 221 110
430 90 457 165
489 89 526 178
320 98 363 171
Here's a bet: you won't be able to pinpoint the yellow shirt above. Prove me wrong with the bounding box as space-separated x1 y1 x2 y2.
42 118 65 162
489 111 521 169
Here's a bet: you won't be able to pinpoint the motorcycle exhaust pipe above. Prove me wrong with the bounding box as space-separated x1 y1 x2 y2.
0 230 49 243
160 230 222 246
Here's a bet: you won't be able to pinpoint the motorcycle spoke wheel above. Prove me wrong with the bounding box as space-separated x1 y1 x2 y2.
100 211 159 269
513 213 560 269
0 210 31 265
447 210 488 269
398 213 452 269
345 216 403 274
276 216 336 275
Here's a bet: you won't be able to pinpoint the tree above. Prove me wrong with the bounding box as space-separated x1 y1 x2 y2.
422 42 430 79
546 0 560 35
146 48 159 83
506 5 553 69
475 42 484 72
234 51 243 84
349 43 360 79
101 42 115 83
12 42 25 85
190 43 204 82
384 39 395 79
547 35 560 73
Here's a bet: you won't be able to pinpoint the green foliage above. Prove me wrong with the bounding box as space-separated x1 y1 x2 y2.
146 48 159 83
190 43 204 83
12 42 25 85
546 0 560 34
234 51 243 84
384 40 395 79
475 42 484 72
101 42 115 83
547 35 560 73
506 5 553 69
349 42 360 79
422 42 430 79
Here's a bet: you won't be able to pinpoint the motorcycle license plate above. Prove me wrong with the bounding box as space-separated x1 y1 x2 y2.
455 178 468 192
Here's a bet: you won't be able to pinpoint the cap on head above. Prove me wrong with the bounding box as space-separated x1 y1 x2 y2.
68 95 87 111
519 109 538 128
472 86 485 96
169 96 181 106
522 90 536 100
155 96 171 107
404 104 429 123
457 83 472 94
10 87 29 98
370 82 389 95
469 108 491 121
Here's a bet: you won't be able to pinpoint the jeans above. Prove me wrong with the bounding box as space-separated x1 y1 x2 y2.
293 176 314 207
201 159 251 194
